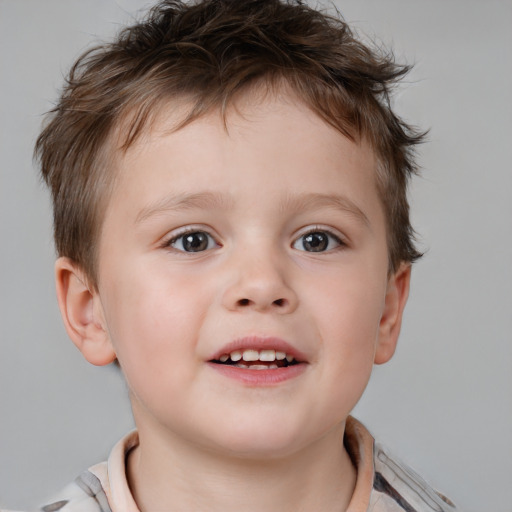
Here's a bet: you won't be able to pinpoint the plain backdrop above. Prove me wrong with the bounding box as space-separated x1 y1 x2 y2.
1 1 511 511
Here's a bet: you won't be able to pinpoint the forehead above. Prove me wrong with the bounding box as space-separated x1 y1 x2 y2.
106 90 382 224
113 83 374 162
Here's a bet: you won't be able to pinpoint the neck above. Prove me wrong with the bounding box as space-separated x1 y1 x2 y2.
127 422 356 512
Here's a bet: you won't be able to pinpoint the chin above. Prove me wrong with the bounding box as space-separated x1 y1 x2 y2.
200 416 317 460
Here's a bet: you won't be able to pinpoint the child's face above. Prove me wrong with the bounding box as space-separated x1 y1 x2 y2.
84 92 408 456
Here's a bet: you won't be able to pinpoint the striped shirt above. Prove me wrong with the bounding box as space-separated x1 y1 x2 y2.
36 417 456 512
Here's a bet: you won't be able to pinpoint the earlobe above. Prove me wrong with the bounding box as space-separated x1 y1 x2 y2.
55 257 117 366
374 263 411 365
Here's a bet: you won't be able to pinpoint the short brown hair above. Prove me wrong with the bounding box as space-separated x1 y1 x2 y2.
35 0 424 287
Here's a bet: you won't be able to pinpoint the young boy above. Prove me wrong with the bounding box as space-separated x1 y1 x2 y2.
30 0 456 510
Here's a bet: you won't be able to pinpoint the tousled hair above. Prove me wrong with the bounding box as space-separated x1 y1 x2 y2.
35 0 424 287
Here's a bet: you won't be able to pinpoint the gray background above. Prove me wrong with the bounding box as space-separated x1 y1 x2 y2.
1 1 511 510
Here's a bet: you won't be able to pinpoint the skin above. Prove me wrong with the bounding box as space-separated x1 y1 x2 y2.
55 91 410 512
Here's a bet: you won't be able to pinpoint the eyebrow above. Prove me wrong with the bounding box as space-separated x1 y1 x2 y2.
135 191 233 224
279 192 371 228
135 190 370 228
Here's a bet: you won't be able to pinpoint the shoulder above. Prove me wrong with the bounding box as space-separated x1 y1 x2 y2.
34 431 138 512
37 464 111 512
371 441 458 512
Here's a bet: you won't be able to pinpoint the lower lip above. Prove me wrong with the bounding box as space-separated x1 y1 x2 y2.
207 362 307 386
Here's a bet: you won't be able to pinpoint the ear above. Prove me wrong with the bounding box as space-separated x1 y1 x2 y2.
374 263 411 365
55 257 117 366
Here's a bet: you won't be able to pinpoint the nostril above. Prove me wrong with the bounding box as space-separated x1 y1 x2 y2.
234 297 289 309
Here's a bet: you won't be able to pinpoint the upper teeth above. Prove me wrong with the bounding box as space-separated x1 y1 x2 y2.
219 349 295 363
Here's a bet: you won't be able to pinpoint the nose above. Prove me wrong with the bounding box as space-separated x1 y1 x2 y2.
221 248 298 314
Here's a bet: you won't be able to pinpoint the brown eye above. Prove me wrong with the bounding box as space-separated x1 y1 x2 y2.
302 232 328 252
293 230 342 252
171 231 216 252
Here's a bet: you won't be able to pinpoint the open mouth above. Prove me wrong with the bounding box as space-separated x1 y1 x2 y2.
211 349 299 370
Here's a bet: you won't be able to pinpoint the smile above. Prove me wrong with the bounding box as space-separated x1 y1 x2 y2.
207 338 308 385
213 349 298 370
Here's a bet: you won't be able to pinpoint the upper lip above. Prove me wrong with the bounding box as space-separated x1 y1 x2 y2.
209 336 308 363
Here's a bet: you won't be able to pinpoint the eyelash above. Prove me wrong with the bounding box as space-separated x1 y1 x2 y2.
162 225 345 255
163 228 219 253
292 227 346 253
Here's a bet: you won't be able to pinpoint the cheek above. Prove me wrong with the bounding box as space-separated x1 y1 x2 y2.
100 265 203 390
307 268 386 398
314 268 386 345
